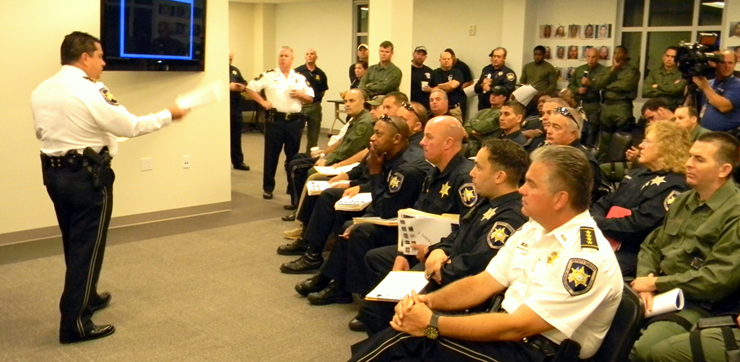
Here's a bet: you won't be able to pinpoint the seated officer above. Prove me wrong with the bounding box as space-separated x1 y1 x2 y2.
525 97 569 153
591 120 690 278
630 132 740 362
358 138 529 335
498 100 528 145
279 116 431 274
464 86 508 157
650 314 740 362
348 145 623 362
295 116 474 307
674 106 710 143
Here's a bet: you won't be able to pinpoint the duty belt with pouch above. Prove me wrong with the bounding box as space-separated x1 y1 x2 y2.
267 110 302 122
40 150 87 185
83 147 113 189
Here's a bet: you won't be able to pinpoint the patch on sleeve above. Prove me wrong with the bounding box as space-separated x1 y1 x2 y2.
487 222 514 249
506 73 515 81
99 88 118 106
664 190 681 211
580 226 598 250
388 172 404 193
563 258 598 296
458 183 478 207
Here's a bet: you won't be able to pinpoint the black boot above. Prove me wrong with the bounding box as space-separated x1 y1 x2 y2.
307 280 353 305
280 252 323 274
277 238 309 255
295 273 331 297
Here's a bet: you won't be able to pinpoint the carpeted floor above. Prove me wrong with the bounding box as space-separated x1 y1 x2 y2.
0 132 368 361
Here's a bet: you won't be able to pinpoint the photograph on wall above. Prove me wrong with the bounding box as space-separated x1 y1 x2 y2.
568 24 581 39
544 46 552 59
598 46 610 60
596 24 612 39
556 67 564 81
556 46 566 59
554 25 566 38
567 45 579 60
582 24 595 39
541 24 553 38
730 46 740 60
731 22 740 38
581 46 593 59
564 67 576 81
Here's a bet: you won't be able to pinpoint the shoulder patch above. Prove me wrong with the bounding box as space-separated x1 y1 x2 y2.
99 88 119 106
83 76 96 83
388 172 404 193
458 183 478 207
487 221 515 249
664 190 681 211
254 73 264 81
506 73 515 81
580 227 598 250
562 258 598 296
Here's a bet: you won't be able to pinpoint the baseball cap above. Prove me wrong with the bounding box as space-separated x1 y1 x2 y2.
490 86 509 97
366 95 385 106
414 46 427 54
357 44 369 50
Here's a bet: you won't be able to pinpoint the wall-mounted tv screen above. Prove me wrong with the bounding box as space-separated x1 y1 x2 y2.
100 0 206 71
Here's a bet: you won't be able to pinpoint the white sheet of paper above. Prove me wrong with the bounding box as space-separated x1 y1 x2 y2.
175 79 223 110
645 288 684 318
365 271 429 302
464 80 478 98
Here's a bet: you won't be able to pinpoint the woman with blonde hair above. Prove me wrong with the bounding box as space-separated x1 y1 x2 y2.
591 120 691 277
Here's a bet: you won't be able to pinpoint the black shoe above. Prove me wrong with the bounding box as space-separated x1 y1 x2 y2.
234 163 250 171
283 204 297 211
281 212 296 222
90 292 111 313
348 318 367 332
59 324 115 344
295 274 331 297
263 191 273 199
277 238 309 255
307 281 353 305
280 254 323 274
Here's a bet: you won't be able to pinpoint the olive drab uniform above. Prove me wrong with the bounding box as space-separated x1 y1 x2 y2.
568 62 605 145
642 66 686 111
592 62 640 161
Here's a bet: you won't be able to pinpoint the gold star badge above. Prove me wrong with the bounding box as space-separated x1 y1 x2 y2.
547 251 559 265
481 208 497 221
650 176 666 186
439 182 450 198
568 266 592 288
490 227 508 244
389 176 400 189
463 188 476 203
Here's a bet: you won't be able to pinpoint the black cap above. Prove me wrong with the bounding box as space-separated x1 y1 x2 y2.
491 86 509 97
414 46 427 54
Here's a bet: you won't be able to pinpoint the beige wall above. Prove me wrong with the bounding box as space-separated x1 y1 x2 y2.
229 2 257 78
0 0 231 240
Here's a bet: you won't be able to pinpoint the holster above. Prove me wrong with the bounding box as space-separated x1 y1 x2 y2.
83 147 113 190
266 109 276 123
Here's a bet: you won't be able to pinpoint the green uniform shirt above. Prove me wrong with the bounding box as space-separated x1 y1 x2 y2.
637 179 740 304
568 63 606 104
359 61 402 98
323 109 373 165
520 61 557 94
642 66 686 110
689 125 710 143
592 63 640 102
465 107 501 136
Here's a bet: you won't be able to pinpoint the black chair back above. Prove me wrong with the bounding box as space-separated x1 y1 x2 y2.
592 283 644 362
604 132 633 163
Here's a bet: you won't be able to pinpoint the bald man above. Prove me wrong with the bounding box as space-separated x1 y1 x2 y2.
295 48 329 152
693 50 740 131
296 116 475 310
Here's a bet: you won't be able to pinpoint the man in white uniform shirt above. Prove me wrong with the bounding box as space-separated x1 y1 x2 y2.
246 46 315 199
348 145 623 362
31 31 187 344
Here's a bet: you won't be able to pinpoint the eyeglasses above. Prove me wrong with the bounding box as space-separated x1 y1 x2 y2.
401 102 421 120
379 115 401 134
555 106 580 128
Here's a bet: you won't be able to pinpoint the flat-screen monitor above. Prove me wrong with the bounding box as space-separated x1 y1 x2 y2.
100 0 206 71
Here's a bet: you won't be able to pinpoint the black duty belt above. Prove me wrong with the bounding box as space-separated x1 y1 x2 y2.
41 151 89 170
522 334 559 357
274 111 303 121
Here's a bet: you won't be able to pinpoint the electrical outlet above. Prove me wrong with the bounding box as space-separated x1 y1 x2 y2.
140 157 153 171
183 155 191 169
468 24 476 36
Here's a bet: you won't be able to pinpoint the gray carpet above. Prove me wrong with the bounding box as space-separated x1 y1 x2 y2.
0 132 368 361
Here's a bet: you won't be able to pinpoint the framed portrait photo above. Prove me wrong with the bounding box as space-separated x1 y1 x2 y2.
596 24 612 39
541 24 553 39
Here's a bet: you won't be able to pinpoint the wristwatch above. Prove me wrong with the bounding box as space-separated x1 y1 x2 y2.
424 313 440 339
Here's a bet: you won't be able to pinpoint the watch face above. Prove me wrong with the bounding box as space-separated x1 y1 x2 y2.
424 326 439 339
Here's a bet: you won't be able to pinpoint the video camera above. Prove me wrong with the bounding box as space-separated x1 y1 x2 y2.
676 33 725 80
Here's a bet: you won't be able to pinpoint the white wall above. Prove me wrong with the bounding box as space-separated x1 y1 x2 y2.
229 2 257 78
273 0 353 130
0 0 231 238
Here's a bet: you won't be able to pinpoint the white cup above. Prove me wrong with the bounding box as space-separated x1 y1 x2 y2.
310 146 320 158
420 81 429 89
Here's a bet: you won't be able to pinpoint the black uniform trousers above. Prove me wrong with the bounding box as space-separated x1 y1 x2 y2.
303 188 362 254
349 327 548 362
230 110 245 167
321 223 398 294
44 164 113 338
263 113 305 193
286 153 318 206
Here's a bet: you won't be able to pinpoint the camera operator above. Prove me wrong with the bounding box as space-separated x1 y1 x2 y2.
693 50 740 131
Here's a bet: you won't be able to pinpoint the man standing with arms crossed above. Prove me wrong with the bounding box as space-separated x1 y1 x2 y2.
360 41 402 99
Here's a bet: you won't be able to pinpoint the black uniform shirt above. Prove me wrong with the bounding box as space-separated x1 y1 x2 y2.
229 64 247 112
429 191 527 285
414 153 476 216
430 68 466 108
411 64 433 109
592 168 688 252
295 64 329 103
364 146 433 219
474 65 517 110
